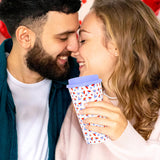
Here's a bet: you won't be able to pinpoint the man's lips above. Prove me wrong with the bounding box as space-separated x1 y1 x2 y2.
57 56 68 65
57 51 71 65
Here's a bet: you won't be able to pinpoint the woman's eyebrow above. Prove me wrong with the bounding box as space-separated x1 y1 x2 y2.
79 29 90 35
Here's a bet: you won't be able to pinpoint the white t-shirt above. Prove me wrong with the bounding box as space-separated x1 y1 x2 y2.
7 70 52 160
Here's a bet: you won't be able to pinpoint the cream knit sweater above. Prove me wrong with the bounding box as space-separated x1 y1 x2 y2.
56 102 160 160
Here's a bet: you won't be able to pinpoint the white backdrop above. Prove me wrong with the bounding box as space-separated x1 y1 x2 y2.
79 0 94 23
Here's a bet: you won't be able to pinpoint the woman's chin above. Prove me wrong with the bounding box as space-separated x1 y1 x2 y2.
79 73 85 77
79 72 96 77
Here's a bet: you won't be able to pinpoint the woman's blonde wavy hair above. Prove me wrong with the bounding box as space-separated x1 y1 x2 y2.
92 0 160 140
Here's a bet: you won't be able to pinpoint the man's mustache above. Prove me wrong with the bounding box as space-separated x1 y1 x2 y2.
57 51 71 57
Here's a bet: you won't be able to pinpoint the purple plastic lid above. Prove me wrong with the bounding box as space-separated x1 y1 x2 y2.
67 75 102 88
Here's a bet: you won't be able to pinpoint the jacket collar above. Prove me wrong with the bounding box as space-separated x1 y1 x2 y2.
0 38 12 83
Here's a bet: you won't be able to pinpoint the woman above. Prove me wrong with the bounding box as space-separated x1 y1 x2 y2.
56 0 160 159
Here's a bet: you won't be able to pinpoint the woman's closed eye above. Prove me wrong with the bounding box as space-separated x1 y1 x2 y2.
80 39 85 44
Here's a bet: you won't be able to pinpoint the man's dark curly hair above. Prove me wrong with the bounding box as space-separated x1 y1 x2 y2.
0 0 81 36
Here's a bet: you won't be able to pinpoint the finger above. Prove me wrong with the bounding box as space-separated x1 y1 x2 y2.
85 124 110 138
85 118 127 140
79 107 118 120
83 116 114 127
83 101 119 113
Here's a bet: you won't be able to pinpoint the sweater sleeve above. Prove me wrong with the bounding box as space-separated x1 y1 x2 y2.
104 113 160 160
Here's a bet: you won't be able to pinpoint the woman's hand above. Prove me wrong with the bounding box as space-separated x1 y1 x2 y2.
79 95 128 140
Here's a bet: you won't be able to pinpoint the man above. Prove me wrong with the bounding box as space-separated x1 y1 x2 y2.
0 0 81 160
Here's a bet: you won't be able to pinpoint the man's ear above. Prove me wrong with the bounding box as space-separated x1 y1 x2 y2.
15 26 36 49
107 41 119 57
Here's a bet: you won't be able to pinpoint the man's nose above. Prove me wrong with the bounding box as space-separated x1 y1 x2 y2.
71 51 79 58
67 35 79 52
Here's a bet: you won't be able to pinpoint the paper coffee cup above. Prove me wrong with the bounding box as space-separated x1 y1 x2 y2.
67 75 107 144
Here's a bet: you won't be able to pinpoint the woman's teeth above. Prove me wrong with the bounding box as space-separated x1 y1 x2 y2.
79 62 85 67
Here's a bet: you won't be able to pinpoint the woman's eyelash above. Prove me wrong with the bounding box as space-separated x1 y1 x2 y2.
80 40 85 43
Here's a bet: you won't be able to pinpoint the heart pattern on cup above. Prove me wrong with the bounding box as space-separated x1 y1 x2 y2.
69 82 108 144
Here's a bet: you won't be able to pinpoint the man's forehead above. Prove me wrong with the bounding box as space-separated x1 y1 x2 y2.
55 25 80 36
47 11 78 23
44 11 79 34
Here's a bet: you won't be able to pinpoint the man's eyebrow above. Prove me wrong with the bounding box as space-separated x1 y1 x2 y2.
56 25 80 36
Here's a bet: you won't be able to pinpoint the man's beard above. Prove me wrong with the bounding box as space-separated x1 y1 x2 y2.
25 38 70 81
